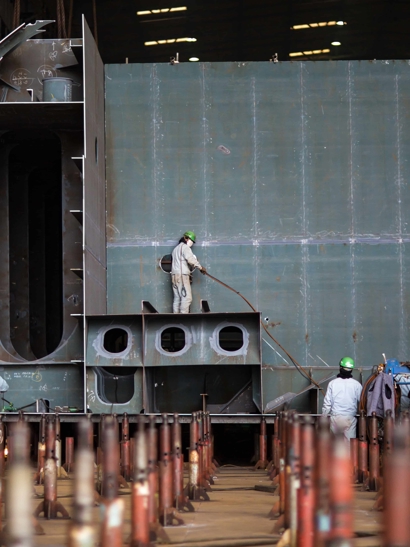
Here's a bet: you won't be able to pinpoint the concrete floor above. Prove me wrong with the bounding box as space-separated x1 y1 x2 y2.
27 467 382 547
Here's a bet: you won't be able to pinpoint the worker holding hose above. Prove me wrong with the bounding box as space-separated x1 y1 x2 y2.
322 357 362 441
171 231 206 313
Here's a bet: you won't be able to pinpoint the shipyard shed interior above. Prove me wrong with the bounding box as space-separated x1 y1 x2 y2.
0 16 408 420
0 2 409 545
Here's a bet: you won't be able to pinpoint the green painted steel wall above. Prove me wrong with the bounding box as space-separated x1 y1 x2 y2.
105 60 410 384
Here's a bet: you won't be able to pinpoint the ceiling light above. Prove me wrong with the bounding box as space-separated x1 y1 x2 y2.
291 20 345 30
289 49 330 57
331 41 341 46
137 6 187 16
189 57 199 62
144 37 197 46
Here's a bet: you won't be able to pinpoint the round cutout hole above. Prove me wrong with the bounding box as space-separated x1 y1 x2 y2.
160 254 172 273
161 327 185 353
103 328 128 354
218 326 244 352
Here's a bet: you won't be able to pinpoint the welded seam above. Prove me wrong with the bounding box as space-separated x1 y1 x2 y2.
152 65 160 302
300 63 309 367
108 235 410 247
348 61 357 362
252 76 258 240
348 61 355 238
201 63 210 302
201 63 209 241
251 76 259 310
396 73 406 358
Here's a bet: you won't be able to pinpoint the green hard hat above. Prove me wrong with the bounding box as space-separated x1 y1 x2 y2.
339 356 355 369
184 231 196 243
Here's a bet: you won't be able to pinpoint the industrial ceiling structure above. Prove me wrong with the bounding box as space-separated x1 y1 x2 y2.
0 0 410 64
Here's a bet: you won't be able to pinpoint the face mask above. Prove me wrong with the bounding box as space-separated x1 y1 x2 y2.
187 239 194 248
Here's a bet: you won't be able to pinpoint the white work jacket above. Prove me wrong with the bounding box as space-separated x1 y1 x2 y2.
171 242 202 275
0 376 9 392
322 377 362 416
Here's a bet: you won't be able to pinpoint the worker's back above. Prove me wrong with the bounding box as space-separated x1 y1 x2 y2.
323 377 362 416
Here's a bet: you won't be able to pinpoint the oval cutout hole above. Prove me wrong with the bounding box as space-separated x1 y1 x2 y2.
103 328 128 354
218 326 244 352
161 327 185 353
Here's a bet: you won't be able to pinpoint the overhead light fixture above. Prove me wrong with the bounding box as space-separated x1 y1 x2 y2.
145 37 197 46
189 57 199 62
289 49 330 57
336 21 345 26
291 20 346 30
331 41 341 46
137 6 187 16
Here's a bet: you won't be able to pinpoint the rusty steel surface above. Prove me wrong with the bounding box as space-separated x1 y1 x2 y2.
368 412 380 492
0 128 84 366
7 422 33 547
63 437 74 473
85 311 261 414
0 30 85 388
82 15 107 315
0 20 53 61
314 416 331 547
67 420 95 547
0 37 83 103
131 416 150 547
0 15 408 426
34 417 70 519
0 410 392 547
147 415 159 526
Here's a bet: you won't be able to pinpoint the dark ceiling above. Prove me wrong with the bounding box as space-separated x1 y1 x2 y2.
1 0 410 64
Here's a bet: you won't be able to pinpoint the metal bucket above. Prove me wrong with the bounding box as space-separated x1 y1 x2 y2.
42 77 73 102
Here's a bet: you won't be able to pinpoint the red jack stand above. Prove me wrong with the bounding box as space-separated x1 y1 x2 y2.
34 417 70 519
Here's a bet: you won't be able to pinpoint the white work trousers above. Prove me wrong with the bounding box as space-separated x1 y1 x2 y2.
330 415 357 441
172 274 192 313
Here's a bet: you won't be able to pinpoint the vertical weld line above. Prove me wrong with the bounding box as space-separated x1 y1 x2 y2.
300 64 306 237
300 63 308 366
201 63 208 240
252 76 257 239
348 61 357 361
251 76 259 310
395 75 402 236
152 65 159 239
348 61 355 236
350 243 357 362
152 65 159 304
396 73 406 357
201 63 209 300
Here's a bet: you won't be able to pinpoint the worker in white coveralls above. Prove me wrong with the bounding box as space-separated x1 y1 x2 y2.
171 231 206 313
322 356 362 441
0 376 8 392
